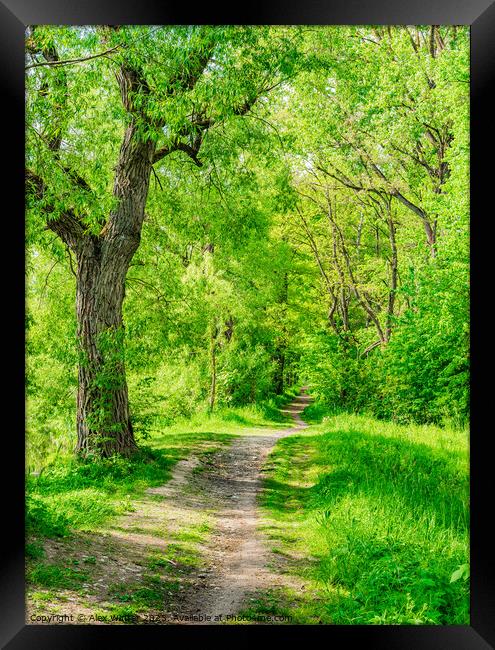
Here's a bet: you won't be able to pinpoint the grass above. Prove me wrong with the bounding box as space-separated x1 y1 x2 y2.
26 395 297 540
108 573 181 610
26 387 467 626
25 391 299 621
28 563 90 590
246 406 469 625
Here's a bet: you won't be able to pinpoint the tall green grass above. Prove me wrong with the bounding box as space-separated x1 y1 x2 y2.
257 408 469 624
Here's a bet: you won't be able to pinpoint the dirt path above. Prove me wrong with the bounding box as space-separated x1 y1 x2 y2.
26 389 312 625
162 388 312 624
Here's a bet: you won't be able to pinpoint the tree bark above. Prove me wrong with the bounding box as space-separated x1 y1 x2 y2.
385 204 398 342
75 121 154 456
75 239 137 456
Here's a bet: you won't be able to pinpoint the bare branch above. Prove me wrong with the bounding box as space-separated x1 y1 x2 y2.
25 44 123 70
362 340 382 356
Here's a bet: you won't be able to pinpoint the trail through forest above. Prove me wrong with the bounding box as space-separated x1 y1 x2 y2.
25 25 470 629
164 388 311 623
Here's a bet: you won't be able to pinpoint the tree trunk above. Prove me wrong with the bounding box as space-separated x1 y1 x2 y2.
75 238 138 457
27 30 262 458
209 323 218 412
75 122 154 457
273 271 288 394
385 212 398 342
274 343 285 394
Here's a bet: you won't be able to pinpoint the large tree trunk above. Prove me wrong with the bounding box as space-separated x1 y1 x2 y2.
75 123 155 457
27 30 258 457
75 237 137 457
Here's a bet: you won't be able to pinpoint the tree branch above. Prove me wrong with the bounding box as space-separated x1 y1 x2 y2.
152 91 262 167
25 44 123 70
26 168 86 251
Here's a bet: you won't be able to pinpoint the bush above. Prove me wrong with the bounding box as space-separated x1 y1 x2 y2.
296 252 469 428
372 258 469 426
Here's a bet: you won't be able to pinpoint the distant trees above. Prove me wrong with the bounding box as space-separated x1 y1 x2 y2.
278 26 469 422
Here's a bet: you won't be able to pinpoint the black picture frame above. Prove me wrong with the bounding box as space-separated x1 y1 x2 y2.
2 0 493 647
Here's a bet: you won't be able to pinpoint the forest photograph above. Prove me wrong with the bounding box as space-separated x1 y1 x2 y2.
25 24 469 625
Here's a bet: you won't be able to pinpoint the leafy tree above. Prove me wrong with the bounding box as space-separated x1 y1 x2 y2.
26 25 302 457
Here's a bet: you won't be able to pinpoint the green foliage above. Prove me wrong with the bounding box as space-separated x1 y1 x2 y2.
375 257 469 425
25 541 46 560
26 25 469 465
26 448 171 536
26 495 71 538
278 26 469 426
217 343 276 405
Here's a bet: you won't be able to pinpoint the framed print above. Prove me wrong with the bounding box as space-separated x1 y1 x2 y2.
1 0 494 647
